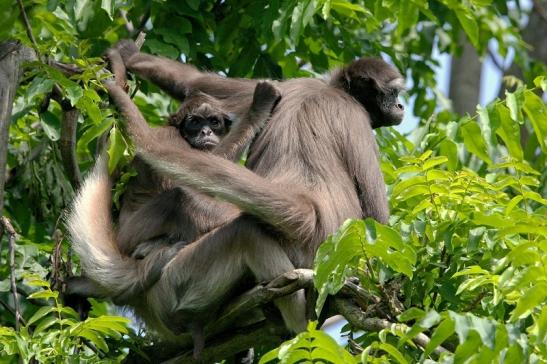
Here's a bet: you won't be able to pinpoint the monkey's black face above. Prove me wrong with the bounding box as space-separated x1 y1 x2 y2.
374 80 405 128
344 58 406 129
181 115 230 151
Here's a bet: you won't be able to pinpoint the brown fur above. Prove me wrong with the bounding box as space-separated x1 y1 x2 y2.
69 40 404 348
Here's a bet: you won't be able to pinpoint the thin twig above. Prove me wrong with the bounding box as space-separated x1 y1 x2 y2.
0 298 28 326
463 291 486 312
16 0 42 61
2 217 23 330
334 298 449 357
119 10 135 34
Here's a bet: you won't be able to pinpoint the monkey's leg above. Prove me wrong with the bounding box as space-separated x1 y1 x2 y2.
118 188 239 255
151 216 307 334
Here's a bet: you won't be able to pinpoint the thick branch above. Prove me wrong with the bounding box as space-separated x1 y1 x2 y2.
209 269 313 336
0 41 35 214
167 321 287 364
59 108 82 188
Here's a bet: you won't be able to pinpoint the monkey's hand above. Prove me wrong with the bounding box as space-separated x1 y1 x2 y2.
105 48 128 92
251 81 282 114
113 39 139 63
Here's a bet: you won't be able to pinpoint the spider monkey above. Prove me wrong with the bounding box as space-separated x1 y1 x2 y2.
116 85 280 260
68 40 405 357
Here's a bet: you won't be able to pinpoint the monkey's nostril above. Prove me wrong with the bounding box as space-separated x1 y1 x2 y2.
397 103 404 110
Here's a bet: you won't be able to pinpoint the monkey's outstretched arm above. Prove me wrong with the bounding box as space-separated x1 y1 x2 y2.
113 40 256 101
214 81 281 160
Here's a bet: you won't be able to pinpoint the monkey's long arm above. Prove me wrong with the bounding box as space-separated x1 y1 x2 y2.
344 119 390 224
115 40 256 101
213 81 280 160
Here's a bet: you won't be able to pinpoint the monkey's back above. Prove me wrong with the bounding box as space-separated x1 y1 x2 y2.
246 78 370 249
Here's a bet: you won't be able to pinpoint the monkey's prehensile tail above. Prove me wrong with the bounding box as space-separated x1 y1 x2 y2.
67 157 142 299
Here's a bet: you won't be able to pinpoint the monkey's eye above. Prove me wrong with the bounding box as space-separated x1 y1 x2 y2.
209 117 221 127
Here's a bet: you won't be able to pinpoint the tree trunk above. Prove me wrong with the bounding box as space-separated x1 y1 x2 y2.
0 41 35 215
449 36 482 115
500 0 547 91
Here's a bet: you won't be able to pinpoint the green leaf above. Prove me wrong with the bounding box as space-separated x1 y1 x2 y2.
492 104 523 160
505 195 523 215
510 282 547 322
460 121 492 164
377 343 408 364
313 219 363 315
156 27 190 54
439 139 459 170
28 290 58 300
398 307 426 322
33 316 59 334
392 176 426 197
77 118 113 155
470 0 492 5
40 111 61 141
76 95 102 125
505 89 524 124
452 265 490 278
289 0 315 45
397 0 420 36
523 90 547 152
424 318 455 357
100 0 113 19
321 0 332 19
145 38 180 59
422 156 448 171
107 126 127 174
455 9 479 48
26 306 55 326
533 75 546 92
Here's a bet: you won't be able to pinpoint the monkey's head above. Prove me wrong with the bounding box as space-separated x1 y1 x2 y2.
169 92 233 151
334 58 405 129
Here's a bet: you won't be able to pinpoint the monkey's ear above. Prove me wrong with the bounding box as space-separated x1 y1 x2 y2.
169 113 184 127
341 69 352 90
224 113 237 128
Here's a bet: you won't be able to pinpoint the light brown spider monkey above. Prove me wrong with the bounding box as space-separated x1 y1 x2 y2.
68 40 405 356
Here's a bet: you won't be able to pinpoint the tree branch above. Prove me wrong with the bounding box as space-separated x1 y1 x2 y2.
166 321 287 364
59 108 82 188
2 216 23 330
0 41 35 214
207 269 313 337
334 298 448 357
16 0 42 61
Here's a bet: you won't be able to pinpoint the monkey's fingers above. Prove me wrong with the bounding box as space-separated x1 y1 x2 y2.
113 39 139 63
252 81 281 113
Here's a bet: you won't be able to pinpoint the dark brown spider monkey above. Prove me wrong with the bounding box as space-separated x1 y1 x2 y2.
68 40 405 353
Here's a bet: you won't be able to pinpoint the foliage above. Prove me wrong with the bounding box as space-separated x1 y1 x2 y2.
0 0 545 363
307 78 547 362
0 276 130 363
